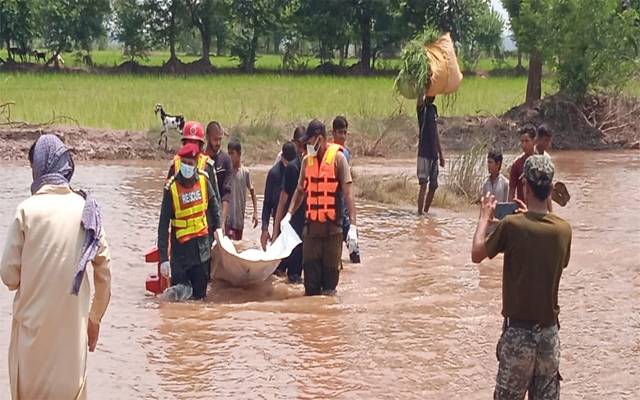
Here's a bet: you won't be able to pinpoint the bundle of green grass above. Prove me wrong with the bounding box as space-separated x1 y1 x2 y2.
394 29 440 99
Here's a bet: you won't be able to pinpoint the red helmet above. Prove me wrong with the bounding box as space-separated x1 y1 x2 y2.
182 121 205 143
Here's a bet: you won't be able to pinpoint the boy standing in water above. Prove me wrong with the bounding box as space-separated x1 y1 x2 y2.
416 95 445 215
535 124 553 158
225 139 258 240
331 116 361 263
508 124 536 202
482 149 509 203
536 124 555 211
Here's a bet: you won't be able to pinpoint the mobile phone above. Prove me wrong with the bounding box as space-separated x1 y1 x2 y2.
495 202 518 220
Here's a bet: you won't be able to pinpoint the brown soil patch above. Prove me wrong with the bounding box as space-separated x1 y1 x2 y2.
0 94 636 162
0 123 163 161
503 93 640 150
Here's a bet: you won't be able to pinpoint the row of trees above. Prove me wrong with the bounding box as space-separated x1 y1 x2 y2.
0 0 504 72
1 0 638 102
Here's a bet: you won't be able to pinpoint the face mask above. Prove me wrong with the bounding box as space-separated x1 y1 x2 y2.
180 163 195 179
306 137 320 157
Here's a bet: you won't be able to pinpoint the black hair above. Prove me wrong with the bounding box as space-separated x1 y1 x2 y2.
332 116 348 131
518 123 537 139
227 139 241 154
487 149 503 165
28 142 36 163
537 124 552 138
306 119 326 139
282 141 297 162
206 121 223 136
527 179 552 201
293 126 305 141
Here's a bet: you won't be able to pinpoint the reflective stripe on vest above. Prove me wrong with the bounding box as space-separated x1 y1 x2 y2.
173 154 209 176
305 144 341 223
169 174 209 243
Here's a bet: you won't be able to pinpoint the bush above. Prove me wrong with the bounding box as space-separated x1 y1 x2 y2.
446 143 486 201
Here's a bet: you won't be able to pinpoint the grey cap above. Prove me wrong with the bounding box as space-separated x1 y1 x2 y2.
523 155 555 186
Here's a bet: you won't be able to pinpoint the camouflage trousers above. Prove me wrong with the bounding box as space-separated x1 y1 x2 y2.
494 324 561 400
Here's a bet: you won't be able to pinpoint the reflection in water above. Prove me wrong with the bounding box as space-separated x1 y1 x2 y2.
0 152 638 399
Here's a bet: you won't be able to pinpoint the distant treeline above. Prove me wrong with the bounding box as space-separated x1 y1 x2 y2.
0 0 505 72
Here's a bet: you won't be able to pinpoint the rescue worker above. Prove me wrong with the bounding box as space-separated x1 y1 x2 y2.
157 142 221 300
166 121 221 208
282 119 358 296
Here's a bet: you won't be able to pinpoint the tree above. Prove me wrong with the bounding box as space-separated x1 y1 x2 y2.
293 0 350 64
349 0 390 71
145 0 188 64
501 0 524 69
504 0 639 102
0 0 39 59
541 0 639 99
424 0 478 43
42 0 111 65
501 0 546 103
114 0 151 62
227 0 286 73
186 0 227 64
459 2 504 70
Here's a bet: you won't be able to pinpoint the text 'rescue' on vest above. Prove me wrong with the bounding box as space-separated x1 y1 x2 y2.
173 154 210 178
169 174 209 243
304 143 343 223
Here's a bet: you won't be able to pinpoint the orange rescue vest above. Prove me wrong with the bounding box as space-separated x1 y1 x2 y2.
304 144 342 223
169 174 209 243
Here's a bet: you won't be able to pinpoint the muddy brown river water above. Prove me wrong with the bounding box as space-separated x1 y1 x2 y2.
0 151 638 399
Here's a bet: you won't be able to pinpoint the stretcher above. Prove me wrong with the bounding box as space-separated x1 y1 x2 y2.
144 222 301 294
211 223 301 287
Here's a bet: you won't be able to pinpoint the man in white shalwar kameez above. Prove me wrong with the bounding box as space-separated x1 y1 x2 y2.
1 134 111 400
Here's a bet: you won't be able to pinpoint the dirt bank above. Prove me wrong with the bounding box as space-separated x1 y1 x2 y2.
0 93 637 162
0 124 161 161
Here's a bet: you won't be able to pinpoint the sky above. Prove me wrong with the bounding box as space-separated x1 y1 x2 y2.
490 0 510 21
490 0 516 50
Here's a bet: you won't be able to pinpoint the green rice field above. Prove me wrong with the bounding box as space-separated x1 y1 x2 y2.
0 73 538 131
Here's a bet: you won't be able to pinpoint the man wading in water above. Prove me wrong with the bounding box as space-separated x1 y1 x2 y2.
471 155 572 400
1 134 111 399
416 95 445 215
283 120 358 295
158 142 221 300
205 121 233 227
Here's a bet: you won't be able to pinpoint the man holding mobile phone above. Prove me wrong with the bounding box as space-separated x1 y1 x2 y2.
471 155 572 400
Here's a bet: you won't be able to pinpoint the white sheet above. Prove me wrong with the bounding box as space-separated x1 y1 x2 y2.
212 221 302 287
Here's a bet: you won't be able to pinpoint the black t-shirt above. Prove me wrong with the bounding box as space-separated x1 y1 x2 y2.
283 157 305 233
209 150 233 201
417 102 439 160
261 161 285 231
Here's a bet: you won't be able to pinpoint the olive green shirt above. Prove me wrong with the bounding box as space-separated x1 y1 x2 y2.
486 212 572 326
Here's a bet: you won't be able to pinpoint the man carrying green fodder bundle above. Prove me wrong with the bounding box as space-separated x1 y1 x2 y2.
416 95 445 215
